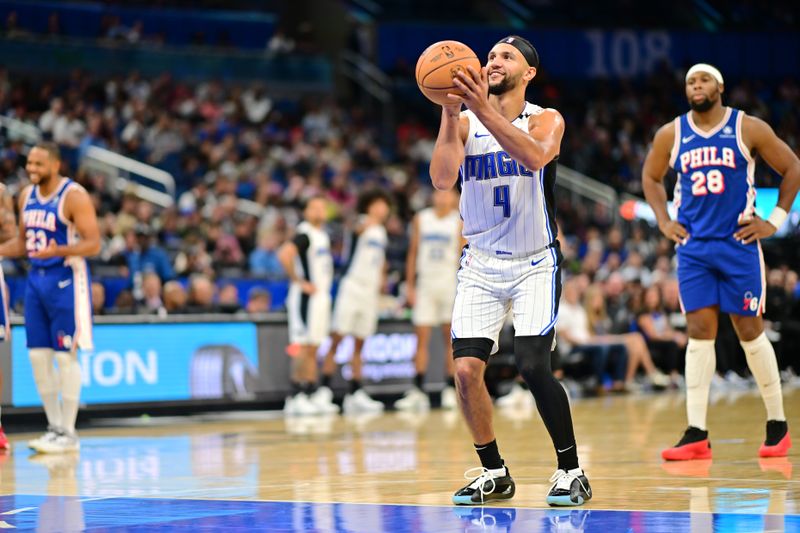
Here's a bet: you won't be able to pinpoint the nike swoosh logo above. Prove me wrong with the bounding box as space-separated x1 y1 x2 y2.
58 279 72 289
557 445 574 453
531 257 546 266
682 134 696 143
474 132 490 138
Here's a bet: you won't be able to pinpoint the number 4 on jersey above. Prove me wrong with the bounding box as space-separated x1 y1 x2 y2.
494 185 510 218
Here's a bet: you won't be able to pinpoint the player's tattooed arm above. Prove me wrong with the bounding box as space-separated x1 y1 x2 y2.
0 184 16 243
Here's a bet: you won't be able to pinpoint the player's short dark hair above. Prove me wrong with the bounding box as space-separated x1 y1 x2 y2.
357 189 393 214
32 141 61 161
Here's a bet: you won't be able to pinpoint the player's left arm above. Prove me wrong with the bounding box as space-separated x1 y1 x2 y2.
451 65 564 170
734 116 800 244
30 187 101 259
405 214 420 307
0 184 16 243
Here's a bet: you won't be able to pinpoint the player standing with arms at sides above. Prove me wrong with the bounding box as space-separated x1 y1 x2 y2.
395 188 462 411
0 142 100 453
430 36 591 506
642 64 800 460
279 195 338 416
0 182 16 450
321 190 391 415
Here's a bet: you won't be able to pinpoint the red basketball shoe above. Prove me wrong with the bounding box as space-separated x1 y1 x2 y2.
759 420 791 458
662 426 712 461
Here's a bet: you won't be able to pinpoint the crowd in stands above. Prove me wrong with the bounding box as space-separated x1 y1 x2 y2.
0 63 799 393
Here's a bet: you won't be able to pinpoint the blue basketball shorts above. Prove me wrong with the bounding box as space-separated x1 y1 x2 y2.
676 236 765 316
25 260 93 351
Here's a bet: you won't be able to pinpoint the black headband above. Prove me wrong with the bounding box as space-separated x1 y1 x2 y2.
495 35 539 69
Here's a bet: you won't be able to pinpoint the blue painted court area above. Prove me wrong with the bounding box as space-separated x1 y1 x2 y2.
0 495 797 532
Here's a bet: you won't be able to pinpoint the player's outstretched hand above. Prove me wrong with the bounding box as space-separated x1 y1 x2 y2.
658 220 689 245
734 216 776 244
448 66 489 115
30 239 60 259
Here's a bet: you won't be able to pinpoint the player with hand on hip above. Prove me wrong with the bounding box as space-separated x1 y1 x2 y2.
642 64 800 460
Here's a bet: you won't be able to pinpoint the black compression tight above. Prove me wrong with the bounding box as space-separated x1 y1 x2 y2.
514 332 579 471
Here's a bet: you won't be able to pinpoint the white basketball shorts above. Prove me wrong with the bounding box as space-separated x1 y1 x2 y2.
412 281 456 327
287 286 332 346
451 244 561 354
331 279 379 339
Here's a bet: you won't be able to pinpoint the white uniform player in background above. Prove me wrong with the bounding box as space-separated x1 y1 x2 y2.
395 188 462 411
322 190 391 414
430 36 591 506
278 196 338 416
0 182 15 450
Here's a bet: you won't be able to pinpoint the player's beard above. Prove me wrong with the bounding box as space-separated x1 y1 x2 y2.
689 95 716 112
488 71 521 96
36 170 54 186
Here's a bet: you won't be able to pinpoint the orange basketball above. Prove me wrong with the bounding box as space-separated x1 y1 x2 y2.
415 40 481 106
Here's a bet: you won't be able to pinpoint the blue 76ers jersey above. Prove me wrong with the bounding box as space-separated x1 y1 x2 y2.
669 107 755 239
23 178 81 267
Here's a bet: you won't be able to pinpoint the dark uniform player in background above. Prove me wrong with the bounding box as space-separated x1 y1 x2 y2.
279 195 338 416
643 64 800 460
0 142 100 454
0 182 15 450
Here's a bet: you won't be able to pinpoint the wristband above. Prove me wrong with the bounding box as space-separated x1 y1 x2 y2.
766 207 788 230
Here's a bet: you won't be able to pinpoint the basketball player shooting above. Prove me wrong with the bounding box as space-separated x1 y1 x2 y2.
0 142 100 454
429 36 591 507
643 64 800 461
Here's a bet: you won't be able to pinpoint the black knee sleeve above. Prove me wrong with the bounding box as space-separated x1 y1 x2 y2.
453 337 494 362
514 331 556 382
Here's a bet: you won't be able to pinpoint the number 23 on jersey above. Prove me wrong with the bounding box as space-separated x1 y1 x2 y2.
26 229 49 252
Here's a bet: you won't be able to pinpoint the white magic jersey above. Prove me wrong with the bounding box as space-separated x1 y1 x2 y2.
415 208 461 287
459 101 558 258
293 221 333 292
341 221 387 294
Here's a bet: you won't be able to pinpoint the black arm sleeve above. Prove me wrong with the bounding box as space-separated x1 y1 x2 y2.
292 234 310 256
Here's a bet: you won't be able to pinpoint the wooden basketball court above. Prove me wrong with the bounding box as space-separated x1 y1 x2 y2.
0 388 797 531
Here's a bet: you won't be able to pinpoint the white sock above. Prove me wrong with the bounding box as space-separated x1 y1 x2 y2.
29 348 62 429
741 332 785 421
685 338 716 431
55 351 82 434
488 466 506 477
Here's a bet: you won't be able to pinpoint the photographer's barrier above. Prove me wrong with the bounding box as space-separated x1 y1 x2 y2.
0 315 447 410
